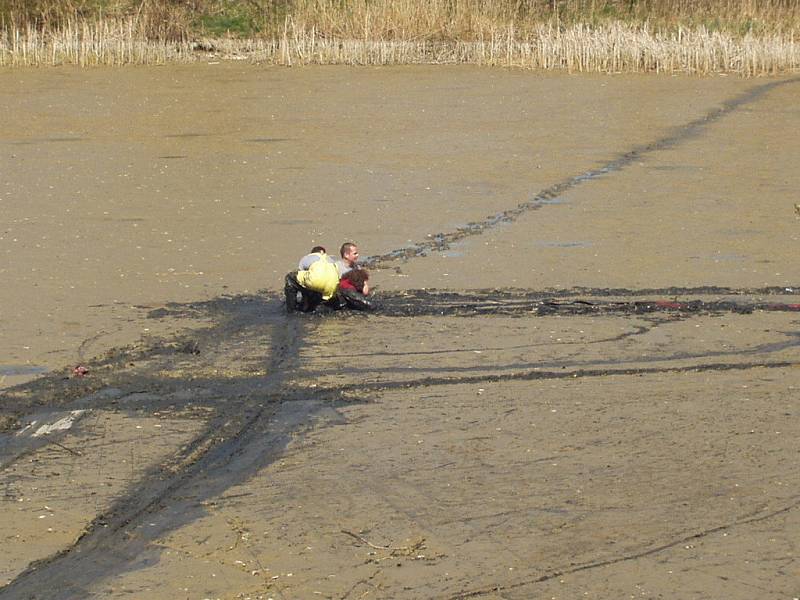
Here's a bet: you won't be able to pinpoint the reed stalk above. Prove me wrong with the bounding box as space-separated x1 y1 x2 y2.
1 1 799 74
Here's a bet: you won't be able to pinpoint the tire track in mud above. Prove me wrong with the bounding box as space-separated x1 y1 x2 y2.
0 309 314 600
362 76 800 268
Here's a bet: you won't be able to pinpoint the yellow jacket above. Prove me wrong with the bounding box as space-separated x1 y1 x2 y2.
297 257 339 300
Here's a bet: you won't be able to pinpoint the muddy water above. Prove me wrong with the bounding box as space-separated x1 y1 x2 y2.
2 64 800 600
3 65 798 387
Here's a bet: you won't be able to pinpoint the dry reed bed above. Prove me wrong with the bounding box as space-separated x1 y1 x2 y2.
1 19 798 75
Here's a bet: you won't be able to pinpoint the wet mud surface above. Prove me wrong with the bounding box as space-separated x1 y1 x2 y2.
1 65 800 598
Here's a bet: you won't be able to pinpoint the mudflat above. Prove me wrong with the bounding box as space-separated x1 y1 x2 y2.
1 64 799 599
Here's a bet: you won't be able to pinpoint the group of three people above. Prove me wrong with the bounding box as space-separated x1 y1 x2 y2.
284 242 374 312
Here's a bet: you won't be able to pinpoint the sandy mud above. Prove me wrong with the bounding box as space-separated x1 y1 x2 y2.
1 64 799 598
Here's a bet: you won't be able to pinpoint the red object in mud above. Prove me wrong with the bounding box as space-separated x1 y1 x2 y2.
73 365 89 377
654 300 684 309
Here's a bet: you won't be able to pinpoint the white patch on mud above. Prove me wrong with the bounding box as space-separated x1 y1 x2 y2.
15 421 37 436
18 410 87 438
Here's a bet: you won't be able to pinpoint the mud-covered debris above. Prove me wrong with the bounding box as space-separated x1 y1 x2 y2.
178 340 201 355
0 414 19 431
138 339 201 356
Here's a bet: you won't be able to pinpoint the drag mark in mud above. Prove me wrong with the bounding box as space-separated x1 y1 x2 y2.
363 77 800 268
448 494 800 599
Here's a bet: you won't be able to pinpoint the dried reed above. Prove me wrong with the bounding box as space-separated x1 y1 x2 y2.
0 18 194 66
1 0 799 74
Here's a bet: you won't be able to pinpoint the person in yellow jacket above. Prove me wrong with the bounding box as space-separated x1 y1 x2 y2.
284 247 341 312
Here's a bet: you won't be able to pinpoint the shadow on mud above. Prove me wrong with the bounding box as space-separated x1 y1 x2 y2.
2 285 800 598
3 285 799 423
0 293 362 598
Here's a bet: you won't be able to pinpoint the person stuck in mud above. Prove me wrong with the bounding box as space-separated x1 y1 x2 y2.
285 242 373 312
336 268 375 311
285 246 340 312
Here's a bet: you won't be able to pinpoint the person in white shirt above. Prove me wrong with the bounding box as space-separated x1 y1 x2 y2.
335 242 360 277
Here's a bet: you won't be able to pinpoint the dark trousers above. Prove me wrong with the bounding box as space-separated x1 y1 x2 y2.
337 288 375 311
284 272 323 313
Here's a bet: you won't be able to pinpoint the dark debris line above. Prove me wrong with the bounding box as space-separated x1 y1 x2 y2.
374 289 800 317
149 286 800 321
362 76 800 270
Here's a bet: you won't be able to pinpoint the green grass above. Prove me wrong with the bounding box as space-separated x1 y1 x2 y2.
3 0 800 39
196 12 260 37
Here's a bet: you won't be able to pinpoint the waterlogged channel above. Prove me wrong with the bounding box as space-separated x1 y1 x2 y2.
1 64 800 599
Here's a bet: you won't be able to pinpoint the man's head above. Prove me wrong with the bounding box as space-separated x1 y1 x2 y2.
340 242 359 266
310 246 326 254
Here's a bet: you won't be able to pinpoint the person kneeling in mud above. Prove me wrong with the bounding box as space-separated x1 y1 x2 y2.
336 268 375 311
284 247 340 313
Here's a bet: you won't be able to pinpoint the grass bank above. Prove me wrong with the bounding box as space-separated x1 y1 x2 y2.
2 0 799 74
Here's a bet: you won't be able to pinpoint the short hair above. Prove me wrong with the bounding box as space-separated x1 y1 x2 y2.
342 268 369 292
310 246 326 254
340 242 357 258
